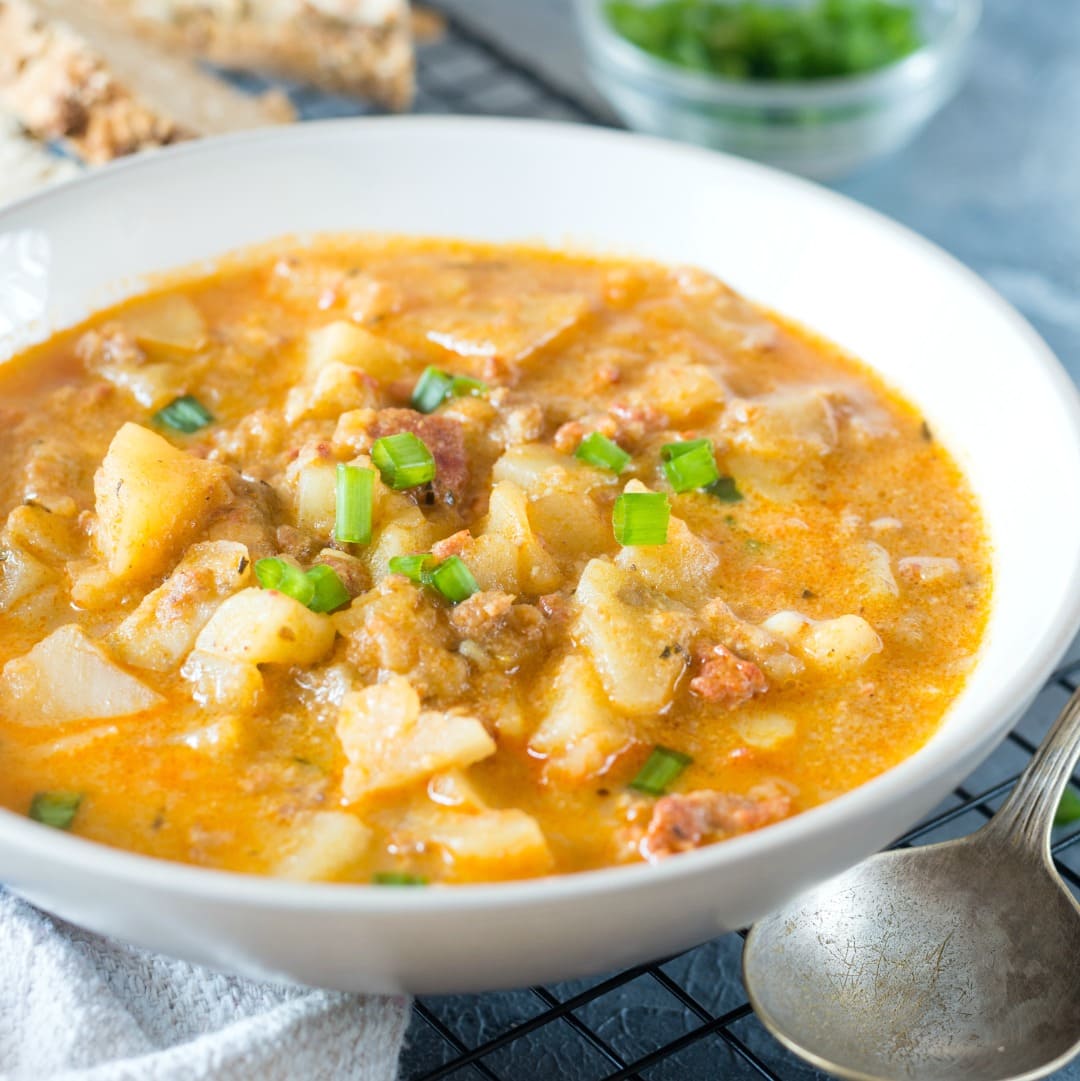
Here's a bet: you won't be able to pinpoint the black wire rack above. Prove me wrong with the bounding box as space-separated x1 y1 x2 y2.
299 9 1080 1079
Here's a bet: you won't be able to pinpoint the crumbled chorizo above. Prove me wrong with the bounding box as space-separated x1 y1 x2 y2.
642 787 791 860
368 408 470 508
690 643 768 708
552 400 666 454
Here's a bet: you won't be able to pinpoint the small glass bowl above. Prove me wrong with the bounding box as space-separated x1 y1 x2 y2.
575 0 982 179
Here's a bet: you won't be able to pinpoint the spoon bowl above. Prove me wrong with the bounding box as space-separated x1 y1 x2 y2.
744 688 1080 1081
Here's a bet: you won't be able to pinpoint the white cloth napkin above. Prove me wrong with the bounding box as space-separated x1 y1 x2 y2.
0 889 410 1081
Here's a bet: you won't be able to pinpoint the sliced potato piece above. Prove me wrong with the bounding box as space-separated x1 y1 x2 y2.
734 710 797 750
295 461 338 538
424 808 553 879
274 811 372 882
195 588 336 666
0 542 56 612
529 653 634 782
108 541 252 671
1 624 163 725
338 675 496 802
121 294 207 357
574 558 693 715
94 423 232 582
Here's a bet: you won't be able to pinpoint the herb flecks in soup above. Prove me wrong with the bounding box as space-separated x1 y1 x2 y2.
0 238 990 884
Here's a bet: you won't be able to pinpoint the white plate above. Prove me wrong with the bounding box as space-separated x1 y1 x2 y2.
1 118 1078 993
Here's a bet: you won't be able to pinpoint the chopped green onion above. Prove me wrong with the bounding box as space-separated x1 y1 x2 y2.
373 871 428 886
1056 787 1080 827
706 475 743 503
613 491 670 546
371 432 437 490
29 791 83 830
388 553 436 584
153 394 214 434
662 439 720 493
335 463 374 544
429 555 479 604
450 374 488 398
411 366 455 413
575 432 631 474
629 746 692 796
254 557 316 607
411 367 489 413
306 564 351 613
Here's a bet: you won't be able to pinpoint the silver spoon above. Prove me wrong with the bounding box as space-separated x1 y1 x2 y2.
742 686 1080 1081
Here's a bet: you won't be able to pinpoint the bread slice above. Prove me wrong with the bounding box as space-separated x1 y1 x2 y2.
0 111 81 203
0 0 295 164
105 0 415 111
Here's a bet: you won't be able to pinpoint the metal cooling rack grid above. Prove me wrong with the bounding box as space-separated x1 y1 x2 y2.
293 9 1080 1078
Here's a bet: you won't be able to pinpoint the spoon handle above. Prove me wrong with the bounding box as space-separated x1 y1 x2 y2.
982 683 1080 856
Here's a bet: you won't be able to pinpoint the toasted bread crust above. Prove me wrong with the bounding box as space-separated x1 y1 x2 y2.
110 1 414 110
0 0 294 163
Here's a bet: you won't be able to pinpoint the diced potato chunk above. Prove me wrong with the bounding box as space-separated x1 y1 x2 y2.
306 321 409 381
464 481 561 594
181 649 264 711
284 361 378 425
734 710 797 750
632 360 725 423
574 558 692 715
195 588 336 666
529 653 634 782
338 675 496 802
295 461 337 538
1 624 163 726
94 423 232 582
762 611 882 672
424 808 553 879
616 510 719 606
108 541 252 671
121 294 207 356
0 543 56 612
274 811 372 882
367 513 438 581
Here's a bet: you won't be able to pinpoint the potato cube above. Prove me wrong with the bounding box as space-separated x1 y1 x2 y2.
94 423 232 582
195 588 336 666
306 321 409 381
762 611 882 672
338 675 496 802
274 811 372 882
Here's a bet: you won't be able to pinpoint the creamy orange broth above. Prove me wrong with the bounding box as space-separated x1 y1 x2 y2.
0 237 989 883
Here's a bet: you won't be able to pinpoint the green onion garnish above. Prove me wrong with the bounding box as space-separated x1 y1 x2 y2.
411 367 489 414
575 432 631 474
371 432 437 490
629 746 692 796
706 475 743 503
255 556 316 607
373 872 428 886
429 555 479 604
1056 787 1080 827
29 791 83 830
411 367 455 413
613 491 670 546
335 463 374 544
388 553 436 584
450 374 488 398
662 439 720 493
153 394 214 434
306 564 351 613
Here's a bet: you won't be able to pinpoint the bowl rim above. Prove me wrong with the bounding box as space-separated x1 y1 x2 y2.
0 115 1077 914
576 0 983 106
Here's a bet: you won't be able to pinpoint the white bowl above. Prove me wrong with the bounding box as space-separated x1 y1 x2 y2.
1 118 1078 994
